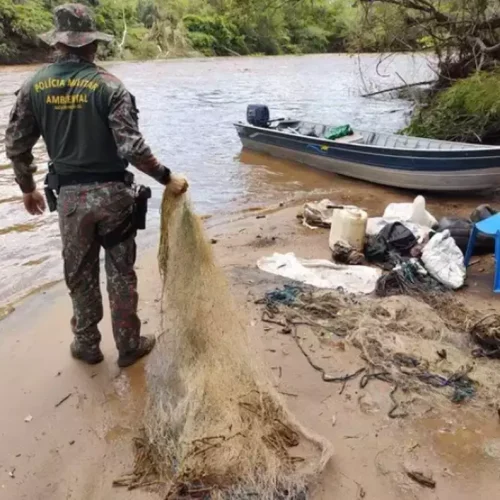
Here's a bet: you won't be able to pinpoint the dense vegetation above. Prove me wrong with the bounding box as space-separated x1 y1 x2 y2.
404 71 500 144
1 0 425 63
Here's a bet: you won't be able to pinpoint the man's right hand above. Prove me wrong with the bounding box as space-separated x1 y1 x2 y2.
166 174 189 196
23 189 46 215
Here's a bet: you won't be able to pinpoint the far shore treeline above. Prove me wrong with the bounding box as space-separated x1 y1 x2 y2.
0 0 431 64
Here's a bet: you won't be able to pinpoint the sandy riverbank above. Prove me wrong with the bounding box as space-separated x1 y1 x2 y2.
1 194 500 500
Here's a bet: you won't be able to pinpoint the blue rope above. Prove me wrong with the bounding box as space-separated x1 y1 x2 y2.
265 285 302 306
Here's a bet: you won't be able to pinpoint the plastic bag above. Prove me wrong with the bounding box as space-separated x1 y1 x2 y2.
421 230 465 290
300 200 357 229
365 222 417 269
383 196 437 229
471 204 498 223
379 222 417 254
366 217 430 243
436 217 471 252
437 216 494 253
326 125 353 141
301 199 335 228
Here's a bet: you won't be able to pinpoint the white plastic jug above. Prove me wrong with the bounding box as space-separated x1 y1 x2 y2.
383 195 437 228
329 207 368 251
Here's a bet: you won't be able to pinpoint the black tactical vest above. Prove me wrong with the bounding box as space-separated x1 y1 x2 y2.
29 60 126 175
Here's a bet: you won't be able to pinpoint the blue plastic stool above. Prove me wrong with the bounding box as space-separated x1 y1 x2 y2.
464 213 500 293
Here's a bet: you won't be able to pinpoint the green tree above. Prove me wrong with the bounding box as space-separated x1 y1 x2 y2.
0 0 52 62
358 0 500 84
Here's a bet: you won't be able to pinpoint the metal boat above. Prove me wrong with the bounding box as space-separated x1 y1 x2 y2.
234 106 500 192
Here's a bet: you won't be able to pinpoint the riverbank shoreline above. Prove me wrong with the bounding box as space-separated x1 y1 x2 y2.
0 50 405 69
2 193 500 499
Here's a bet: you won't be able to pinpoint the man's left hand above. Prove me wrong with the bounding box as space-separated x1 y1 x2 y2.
23 189 46 215
166 175 189 196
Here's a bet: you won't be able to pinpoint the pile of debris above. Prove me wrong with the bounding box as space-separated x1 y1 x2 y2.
297 196 498 295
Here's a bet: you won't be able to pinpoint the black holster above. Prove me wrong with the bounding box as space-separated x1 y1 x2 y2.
99 184 151 249
134 185 152 230
44 163 59 212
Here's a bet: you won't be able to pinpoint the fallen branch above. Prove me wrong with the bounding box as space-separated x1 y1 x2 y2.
361 80 436 98
279 391 299 398
55 393 72 408
473 37 500 54
405 469 436 489
221 45 242 57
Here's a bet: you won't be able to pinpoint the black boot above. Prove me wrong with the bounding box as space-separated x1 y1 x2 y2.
117 335 156 368
70 341 104 365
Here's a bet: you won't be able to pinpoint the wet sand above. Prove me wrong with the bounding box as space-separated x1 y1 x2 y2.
2 192 500 500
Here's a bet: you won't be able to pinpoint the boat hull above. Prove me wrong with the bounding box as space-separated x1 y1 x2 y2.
236 125 500 192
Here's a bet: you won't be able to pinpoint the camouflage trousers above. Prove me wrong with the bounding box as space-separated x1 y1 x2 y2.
58 181 141 354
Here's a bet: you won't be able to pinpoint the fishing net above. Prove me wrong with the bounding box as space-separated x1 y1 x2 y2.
469 313 500 358
134 193 332 499
375 261 447 299
260 288 500 409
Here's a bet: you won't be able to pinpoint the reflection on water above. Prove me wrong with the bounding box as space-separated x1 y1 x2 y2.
0 54 432 307
238 149 342 201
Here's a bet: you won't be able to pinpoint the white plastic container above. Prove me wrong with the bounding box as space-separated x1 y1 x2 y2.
329 207 368 251
383 195 437 228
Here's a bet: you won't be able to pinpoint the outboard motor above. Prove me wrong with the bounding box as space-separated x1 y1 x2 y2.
247 105 270 128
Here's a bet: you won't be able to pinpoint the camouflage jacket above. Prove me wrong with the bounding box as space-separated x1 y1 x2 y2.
5 54 169 193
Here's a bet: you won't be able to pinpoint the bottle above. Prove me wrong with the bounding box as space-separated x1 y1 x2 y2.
329 207 368 252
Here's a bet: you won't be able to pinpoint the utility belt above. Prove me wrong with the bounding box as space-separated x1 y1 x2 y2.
44 164 152 249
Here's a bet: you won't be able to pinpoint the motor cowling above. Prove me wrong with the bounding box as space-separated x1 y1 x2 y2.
247 105 270 128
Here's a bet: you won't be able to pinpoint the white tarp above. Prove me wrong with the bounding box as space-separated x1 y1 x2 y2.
257 252 381 295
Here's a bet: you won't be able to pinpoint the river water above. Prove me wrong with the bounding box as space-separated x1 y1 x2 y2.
0 53 432 307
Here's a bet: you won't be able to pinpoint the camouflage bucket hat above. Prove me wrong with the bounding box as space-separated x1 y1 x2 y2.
39 3 114 48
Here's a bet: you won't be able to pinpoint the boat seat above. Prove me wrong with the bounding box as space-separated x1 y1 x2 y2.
275 120 300 130
334 133 365 144
314 124 327 137
298 124 321 137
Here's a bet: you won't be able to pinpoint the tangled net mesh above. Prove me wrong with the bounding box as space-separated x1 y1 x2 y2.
137 193 332 499
262 289 500 408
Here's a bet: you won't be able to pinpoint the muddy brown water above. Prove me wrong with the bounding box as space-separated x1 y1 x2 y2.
0 53 494 309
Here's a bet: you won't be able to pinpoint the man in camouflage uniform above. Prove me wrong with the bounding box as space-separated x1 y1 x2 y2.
5 3 188 367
